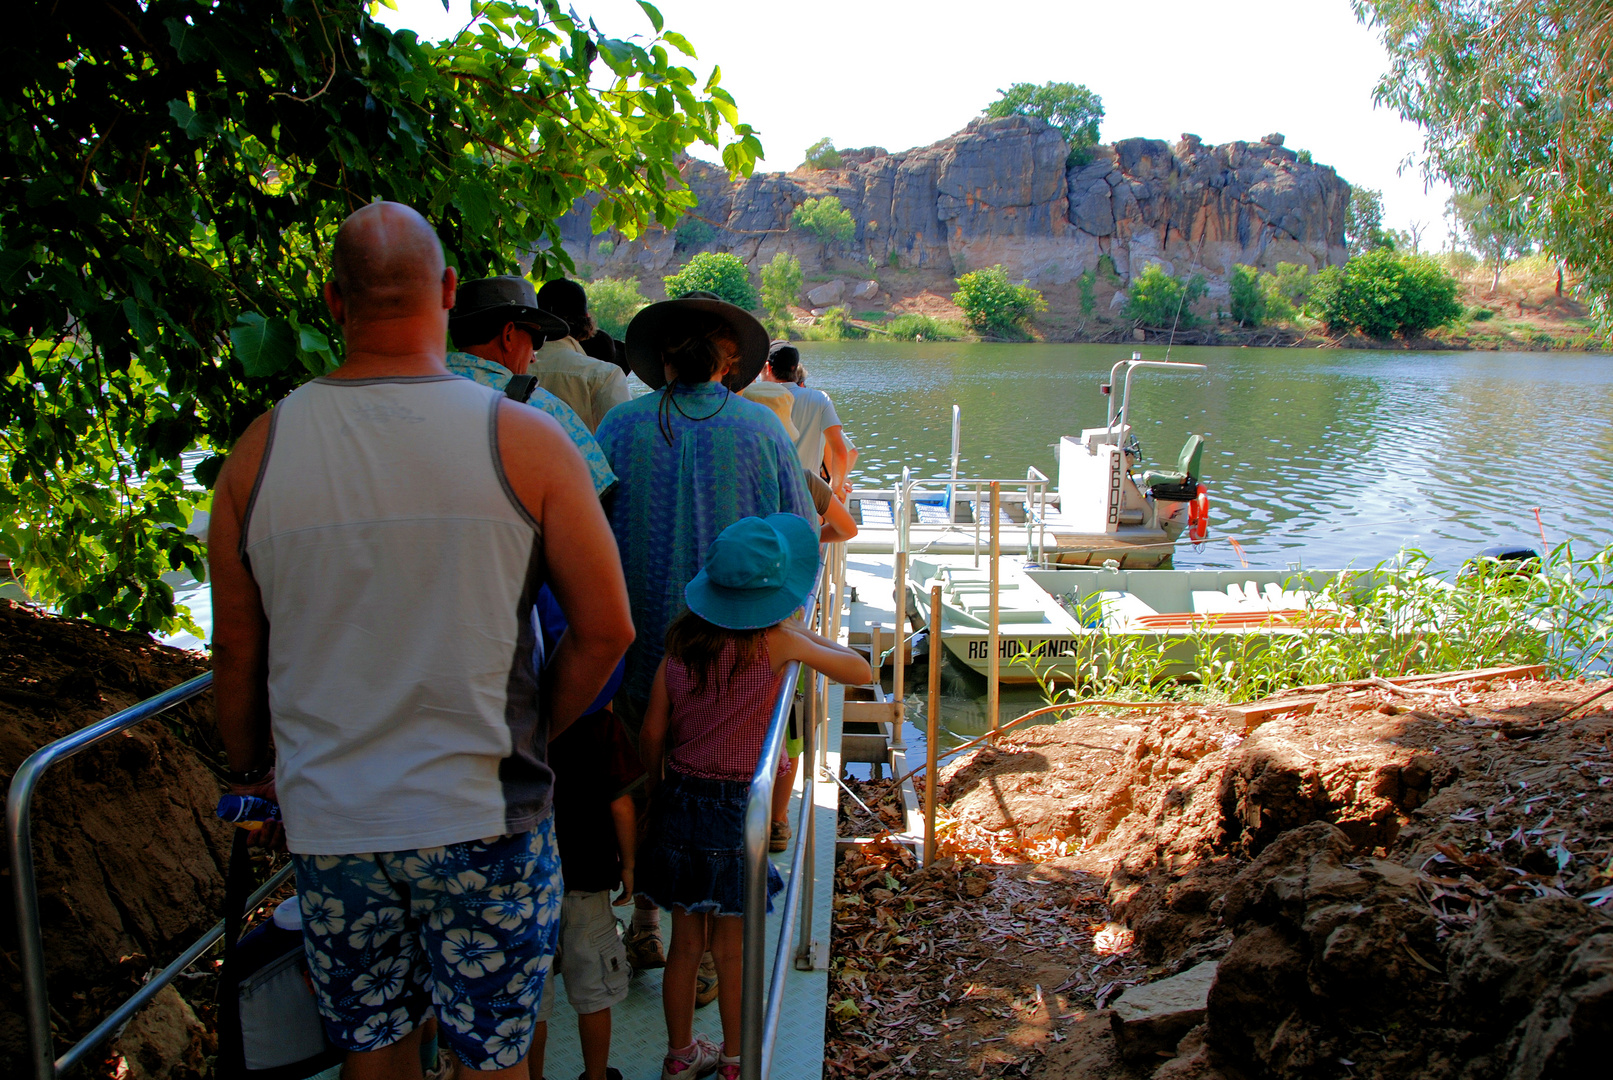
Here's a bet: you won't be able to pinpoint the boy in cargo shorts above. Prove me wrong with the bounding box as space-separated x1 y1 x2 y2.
528 699 644 1080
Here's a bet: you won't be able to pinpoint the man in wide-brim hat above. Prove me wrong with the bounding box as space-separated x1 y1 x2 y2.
594 291 814 975
445 275 619 499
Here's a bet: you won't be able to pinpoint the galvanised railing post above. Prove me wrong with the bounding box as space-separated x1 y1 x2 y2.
7 672 215 1080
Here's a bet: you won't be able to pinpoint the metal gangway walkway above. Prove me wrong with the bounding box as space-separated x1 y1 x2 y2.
8 545 854 1080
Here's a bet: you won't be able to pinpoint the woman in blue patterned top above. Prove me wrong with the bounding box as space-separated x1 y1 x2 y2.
596 294 815 731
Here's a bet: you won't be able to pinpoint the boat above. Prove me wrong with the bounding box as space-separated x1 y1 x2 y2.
845 355 1211 569
906 558 1347 684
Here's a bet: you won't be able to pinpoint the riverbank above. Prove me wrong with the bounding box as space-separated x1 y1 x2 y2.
826 673 1613 1078
783 266 1603 351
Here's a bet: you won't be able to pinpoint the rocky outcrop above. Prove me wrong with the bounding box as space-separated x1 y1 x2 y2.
562 116 1349 300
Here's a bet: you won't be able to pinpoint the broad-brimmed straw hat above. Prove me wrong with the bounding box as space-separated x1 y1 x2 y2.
684 514 821 630
625 291 770 392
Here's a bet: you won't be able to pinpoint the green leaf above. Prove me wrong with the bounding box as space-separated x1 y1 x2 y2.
0 249 34 291
229 312 296 377
637 0 664 32
453 182 494 236
167 98 218 140
663 30 696 58
121 299 158 347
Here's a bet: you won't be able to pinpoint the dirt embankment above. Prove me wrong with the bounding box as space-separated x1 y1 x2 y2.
0 602 229 1077
829 676 1612 1079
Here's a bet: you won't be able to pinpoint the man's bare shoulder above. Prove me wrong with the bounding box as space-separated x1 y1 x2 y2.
215 410 276 503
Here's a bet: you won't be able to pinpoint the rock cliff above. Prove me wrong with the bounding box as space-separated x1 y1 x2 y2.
561 115 1349 301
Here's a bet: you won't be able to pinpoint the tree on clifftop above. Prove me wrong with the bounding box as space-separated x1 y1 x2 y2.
0 0 759 634
1356 0 1613 321
984 82 1104 165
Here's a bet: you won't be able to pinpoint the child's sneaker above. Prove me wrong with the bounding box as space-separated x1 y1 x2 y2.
716 1053 741 1080
662 1034 720 1079
625 924 667 970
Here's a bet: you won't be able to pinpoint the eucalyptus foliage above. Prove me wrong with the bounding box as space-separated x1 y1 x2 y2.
983 81 1104 166
951 265 1045 339
1 0 759 634
759 252 803 336
1310 249 1462 339
583 277 649 339
790 196 856 244
662 251 756 309
1125 265 1206 329
1355 0 1613 320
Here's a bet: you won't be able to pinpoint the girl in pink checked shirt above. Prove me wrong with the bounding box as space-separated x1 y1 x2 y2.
636 514 870 1080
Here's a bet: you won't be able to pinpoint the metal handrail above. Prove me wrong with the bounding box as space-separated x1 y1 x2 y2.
8 672 218 1080
739 659 803 1080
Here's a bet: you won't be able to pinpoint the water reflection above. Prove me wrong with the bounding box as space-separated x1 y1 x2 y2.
804 342 1613 570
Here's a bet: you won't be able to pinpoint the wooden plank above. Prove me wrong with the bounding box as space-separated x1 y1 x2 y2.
842 700 904 726
1226 697 1319 730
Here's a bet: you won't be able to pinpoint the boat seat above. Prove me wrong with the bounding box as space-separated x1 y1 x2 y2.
1191 590 1242 614
1142 434 1204 491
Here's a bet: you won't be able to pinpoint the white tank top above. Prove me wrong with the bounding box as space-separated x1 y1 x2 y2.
242 375 549 855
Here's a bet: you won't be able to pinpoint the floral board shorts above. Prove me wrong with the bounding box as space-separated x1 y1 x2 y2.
291 814 561 1071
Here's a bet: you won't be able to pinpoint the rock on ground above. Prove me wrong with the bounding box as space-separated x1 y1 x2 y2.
0 602 228 1075
108 984 212 1080
1110 961 1217 1064
931 676 1613 1078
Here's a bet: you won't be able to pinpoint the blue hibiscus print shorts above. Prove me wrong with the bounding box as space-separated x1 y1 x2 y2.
291 814 562 1071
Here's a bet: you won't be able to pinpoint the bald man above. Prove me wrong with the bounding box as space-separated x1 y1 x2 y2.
209 202 634 1080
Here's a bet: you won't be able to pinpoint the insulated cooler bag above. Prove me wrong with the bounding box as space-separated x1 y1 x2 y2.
215 799 343 1080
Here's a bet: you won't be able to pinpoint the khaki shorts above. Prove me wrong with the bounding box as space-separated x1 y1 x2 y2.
535 890 631 1021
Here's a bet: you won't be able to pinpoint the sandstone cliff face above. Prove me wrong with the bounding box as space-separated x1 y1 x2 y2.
561 115 1349 298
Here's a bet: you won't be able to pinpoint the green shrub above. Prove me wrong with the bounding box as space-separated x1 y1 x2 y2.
1297 149 1313 165
803 137 842 170
759 252 803 335
887 250 901 269
1228 264 1265 327
596 239 615 257
791 196 856 243
663 251 757 310
584 277 649 338
1257 262 1312 323
1077 270 1097 321
1125 264 1207 328
801 306 851 340
674 217 716 250
951 265 1047 337
887 313 964 341
1309 249 1463 338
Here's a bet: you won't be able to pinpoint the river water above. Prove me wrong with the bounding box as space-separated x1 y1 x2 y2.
792 341 1613 762
168 344 1613 761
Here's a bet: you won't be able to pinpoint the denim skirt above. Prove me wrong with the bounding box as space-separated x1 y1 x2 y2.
637 769 784 917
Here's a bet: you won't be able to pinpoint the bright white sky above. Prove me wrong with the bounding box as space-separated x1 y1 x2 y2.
379 0 1452 242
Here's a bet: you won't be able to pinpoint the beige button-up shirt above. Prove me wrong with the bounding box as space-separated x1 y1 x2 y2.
529 336 632 433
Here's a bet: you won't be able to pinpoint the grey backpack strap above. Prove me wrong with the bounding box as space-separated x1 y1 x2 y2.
504 374 538 403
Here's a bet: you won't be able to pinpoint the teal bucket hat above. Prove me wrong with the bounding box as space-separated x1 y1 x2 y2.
684 514 821 630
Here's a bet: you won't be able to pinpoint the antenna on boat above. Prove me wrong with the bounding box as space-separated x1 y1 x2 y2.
1163 281 1189 363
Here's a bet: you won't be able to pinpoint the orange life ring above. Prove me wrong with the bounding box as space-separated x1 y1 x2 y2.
1188 484 1209 542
